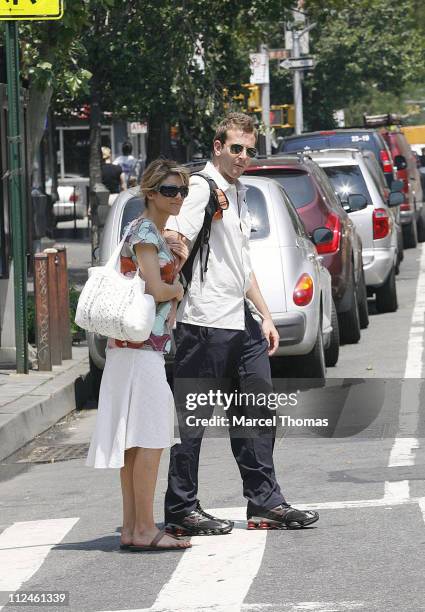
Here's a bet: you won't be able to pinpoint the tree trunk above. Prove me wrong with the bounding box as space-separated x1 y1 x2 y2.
89 76 103 262
146 112 171 164
27 83 53 174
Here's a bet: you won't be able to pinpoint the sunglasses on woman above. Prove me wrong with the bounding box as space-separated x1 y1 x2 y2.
158 185 189 198
228 143 257 158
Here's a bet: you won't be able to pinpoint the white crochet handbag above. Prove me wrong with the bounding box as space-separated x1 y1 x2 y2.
75 227 156 341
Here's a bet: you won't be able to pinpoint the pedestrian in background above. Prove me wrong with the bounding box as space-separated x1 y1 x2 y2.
114 140 138 186
86 158 191 552
164 112 319 535
101 146 126 205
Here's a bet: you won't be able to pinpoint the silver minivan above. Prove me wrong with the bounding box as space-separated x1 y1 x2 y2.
87 177 334 383
309 149 403 313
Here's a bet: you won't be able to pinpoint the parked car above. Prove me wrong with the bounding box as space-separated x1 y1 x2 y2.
308 149 403 313
46 177 86 224
360 149 404 273
380 127 425 247
87 178 335 385
245 155 367 345
278 128 396 188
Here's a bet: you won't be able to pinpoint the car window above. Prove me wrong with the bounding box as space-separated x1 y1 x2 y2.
120 196 145 237
308 163 342 211
245 185 270 240
276 185 308 237
364 156 388 199
322 165 372 204
260 171 315 209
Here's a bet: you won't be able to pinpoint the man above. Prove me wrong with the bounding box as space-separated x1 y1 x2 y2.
164 113 319 535
113 141 137 185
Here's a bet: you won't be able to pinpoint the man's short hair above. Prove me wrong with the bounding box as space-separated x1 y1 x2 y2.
122 140 132 156
213 112 257 145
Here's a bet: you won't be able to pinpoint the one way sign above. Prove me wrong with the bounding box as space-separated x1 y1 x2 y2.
280 57 315 70
0 0 63 20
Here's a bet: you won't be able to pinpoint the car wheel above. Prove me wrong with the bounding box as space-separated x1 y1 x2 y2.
403 219 418 249
357 270 369 329
375 266 398 313
89 354 103 402
289 323 326 380
417 210 425 243
338 276 361 344
325 299 340 367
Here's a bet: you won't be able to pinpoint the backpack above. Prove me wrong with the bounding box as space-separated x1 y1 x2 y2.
180 172 228 292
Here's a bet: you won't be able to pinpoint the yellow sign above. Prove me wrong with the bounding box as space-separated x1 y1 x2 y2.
0 0 63 20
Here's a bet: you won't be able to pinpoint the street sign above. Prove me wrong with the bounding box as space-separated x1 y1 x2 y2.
0 0 63 21
129 122 148 135
268 49 289 61
280 57 315 70
249 52 269 85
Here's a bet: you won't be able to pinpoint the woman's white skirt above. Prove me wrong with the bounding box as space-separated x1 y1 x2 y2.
86 348 177 469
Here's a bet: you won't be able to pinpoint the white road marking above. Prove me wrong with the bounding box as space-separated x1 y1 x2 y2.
276 603 365 611
418 498 425 525
404 243 425 378
0 517 79 606
385 246 425 504
383 480 410 502
388 437 419 467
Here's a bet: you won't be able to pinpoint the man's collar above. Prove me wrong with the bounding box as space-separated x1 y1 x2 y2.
203 161 248 194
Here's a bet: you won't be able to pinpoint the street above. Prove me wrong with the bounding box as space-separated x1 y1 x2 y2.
0 244 424 612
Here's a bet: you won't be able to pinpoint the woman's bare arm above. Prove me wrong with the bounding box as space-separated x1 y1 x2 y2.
134 243 183 302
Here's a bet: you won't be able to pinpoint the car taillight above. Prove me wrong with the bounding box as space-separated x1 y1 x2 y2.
379 149 394 174
400 202 411 211
373 208 390 240
293 273 314 306
315 212 341 254
69 192 79 202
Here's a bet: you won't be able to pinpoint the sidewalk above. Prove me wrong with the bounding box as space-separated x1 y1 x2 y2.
0 346 90 462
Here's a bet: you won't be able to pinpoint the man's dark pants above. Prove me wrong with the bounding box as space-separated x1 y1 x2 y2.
165 305 286 522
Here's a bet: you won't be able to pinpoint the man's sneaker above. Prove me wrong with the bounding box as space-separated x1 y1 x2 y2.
246 502 319 530
165 502 234 536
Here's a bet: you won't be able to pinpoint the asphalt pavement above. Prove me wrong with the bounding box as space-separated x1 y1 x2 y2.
0 245 424 612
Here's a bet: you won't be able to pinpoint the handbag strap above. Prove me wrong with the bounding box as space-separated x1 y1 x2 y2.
104 222 135 271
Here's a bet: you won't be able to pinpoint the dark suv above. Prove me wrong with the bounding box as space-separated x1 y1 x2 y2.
279 129 395 188
381 128 425 248
245 155 367 345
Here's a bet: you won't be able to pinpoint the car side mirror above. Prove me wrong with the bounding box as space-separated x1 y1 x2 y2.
311 227 334 246
390 179 404 193
345 193 368 212
388 191 404 207
394 155 407 170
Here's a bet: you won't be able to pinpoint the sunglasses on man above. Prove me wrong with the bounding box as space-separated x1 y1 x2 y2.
228 143 257 158
157 185 189 198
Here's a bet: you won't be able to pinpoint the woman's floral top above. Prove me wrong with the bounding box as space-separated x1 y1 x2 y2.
108 217 177 354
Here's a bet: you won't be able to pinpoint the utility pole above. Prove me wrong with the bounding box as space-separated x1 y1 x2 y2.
260 44 271 155
292 30 303 135
5 21 28 373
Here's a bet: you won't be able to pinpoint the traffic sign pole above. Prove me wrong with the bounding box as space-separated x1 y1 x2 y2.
5 20 28 373
260 44 271 156
292 30 303 134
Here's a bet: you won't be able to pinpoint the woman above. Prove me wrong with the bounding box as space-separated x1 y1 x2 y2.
87 158 191 552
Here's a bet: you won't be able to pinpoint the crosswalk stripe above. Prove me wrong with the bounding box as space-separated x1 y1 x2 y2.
0 517 79 604
101 491 421 612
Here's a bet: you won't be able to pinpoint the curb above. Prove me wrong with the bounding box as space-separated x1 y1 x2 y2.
0 358 91 462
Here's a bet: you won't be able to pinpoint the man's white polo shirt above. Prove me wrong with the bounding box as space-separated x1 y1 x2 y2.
165 161 252 330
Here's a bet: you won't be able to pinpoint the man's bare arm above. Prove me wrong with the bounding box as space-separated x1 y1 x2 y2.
246 272 279 356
